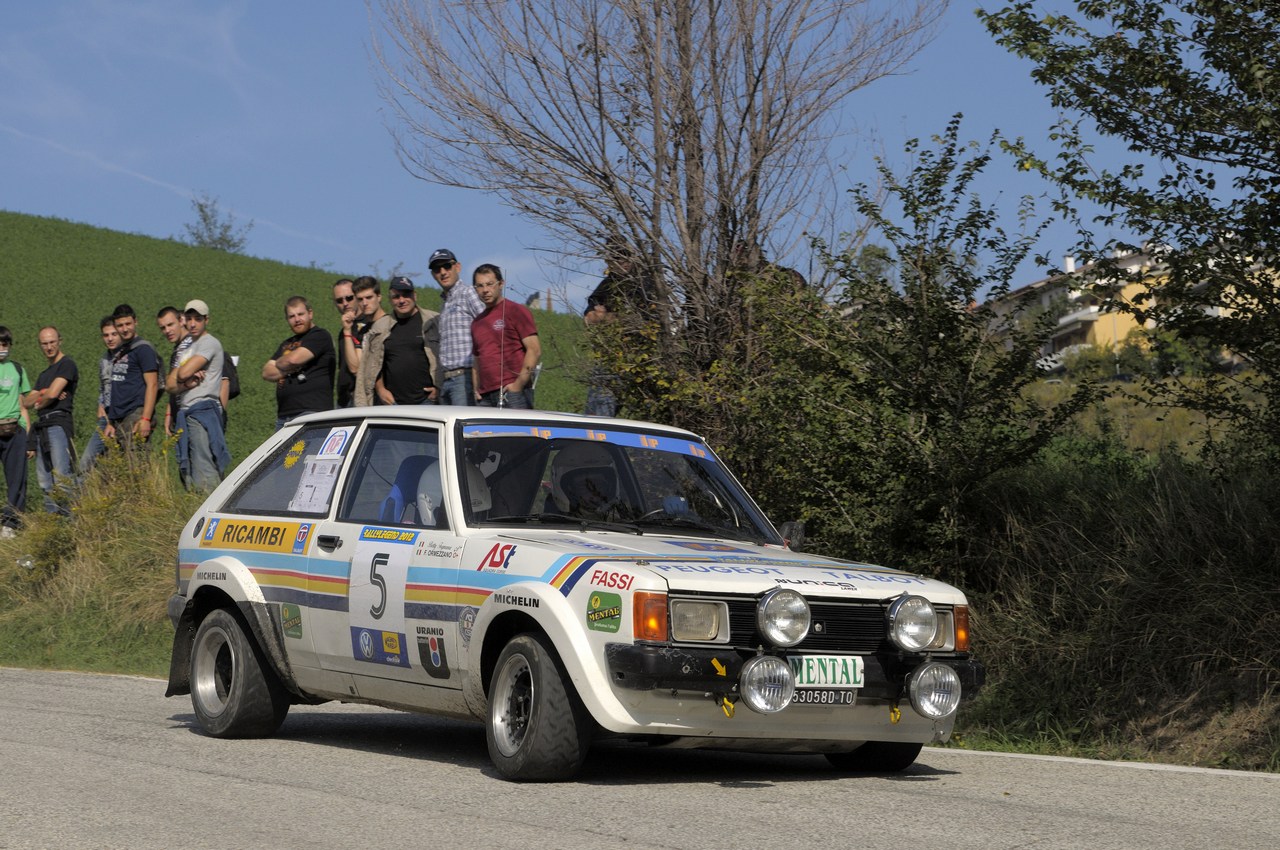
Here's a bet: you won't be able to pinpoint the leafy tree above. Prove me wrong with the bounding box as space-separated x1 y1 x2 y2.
594 120 1093 579
980 1 1280 454
772 119 1095 578
183 192 252 254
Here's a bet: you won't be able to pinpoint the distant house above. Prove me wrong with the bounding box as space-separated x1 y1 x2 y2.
986 250 1157 372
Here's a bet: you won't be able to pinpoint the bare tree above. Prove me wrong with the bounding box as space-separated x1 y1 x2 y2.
375 0 942 373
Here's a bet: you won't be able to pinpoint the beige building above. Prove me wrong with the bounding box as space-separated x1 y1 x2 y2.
987 251 1156 370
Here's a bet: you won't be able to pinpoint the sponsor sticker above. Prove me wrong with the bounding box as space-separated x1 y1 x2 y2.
200 519 312 554
350 627 411 667
281 603 303 639
416 635 450 679
662 541 751 552
477 542 517 571
588 569 634 590
359 526 419 544
586 591 622 633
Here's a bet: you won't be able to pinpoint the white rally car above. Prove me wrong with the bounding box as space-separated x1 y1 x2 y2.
166 408 983 781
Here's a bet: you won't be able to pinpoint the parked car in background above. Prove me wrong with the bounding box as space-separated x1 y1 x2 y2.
166 408 983 781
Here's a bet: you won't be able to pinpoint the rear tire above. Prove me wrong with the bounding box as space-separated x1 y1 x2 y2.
190 608 289 737
825 741 923 773
486 633 591 781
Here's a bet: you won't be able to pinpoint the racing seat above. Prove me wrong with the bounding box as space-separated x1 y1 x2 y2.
380 455 436 525
415 461 447 529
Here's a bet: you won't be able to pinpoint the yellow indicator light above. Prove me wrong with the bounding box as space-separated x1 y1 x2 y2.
953 605 970 652
633 591 669 641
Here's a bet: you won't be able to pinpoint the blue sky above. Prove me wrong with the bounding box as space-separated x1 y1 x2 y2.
1 2 1086 308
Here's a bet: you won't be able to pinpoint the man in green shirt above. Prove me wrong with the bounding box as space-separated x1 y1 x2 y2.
0 326 32 537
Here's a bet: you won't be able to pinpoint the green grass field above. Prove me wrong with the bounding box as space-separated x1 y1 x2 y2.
0 210 591 479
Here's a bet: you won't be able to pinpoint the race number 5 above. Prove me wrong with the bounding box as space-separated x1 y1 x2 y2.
349 541 410 639
369 553 389 618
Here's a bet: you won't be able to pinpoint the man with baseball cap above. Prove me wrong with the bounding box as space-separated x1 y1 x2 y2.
165 299 229 491
429 248 484 405
355 276 441 406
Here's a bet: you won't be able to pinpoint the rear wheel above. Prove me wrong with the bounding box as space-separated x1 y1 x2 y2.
825 741 923 773
190 608 289 737
486 633 591 781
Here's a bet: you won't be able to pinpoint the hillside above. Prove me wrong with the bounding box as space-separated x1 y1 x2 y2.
0 210 591 467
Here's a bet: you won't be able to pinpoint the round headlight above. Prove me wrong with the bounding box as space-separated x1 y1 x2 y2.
739 655 795 714
907 662 962 719
756 589 811 647
887 594 938 652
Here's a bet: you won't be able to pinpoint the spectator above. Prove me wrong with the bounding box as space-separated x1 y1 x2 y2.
471 264 540 409
0 326 31 537
355 276 440 406
155 306 191 437
22 326 78 515
164 300 229 491
331 278 358 408
108 304 160 449
80 317 120 474
263 296 336 429
428 248 484 405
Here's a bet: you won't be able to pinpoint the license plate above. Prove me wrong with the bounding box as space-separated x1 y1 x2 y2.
791 688 855 706
789 655 864 688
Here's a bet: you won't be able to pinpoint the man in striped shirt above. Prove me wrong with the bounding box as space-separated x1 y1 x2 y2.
429 248 485 406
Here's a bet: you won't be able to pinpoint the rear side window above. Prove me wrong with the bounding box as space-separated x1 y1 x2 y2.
222 424 358 517
339 426 445 528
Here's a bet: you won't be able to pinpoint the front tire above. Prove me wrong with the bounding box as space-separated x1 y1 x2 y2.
486 633 591 781
190 608 289 738
825 741 923 773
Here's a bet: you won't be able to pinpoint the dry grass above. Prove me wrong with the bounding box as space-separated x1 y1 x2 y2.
0 445 202 674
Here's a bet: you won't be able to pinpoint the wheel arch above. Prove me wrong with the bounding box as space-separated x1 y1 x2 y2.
165 586 303 700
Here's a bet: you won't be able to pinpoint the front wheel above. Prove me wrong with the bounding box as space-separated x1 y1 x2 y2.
825 741 923 773
486 633 591 781
190 608 289 738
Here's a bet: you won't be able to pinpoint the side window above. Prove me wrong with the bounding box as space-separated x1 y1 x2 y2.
222 424 358 517
339 426 444 528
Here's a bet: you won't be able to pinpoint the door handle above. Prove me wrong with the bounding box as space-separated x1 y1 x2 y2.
317 535 342 552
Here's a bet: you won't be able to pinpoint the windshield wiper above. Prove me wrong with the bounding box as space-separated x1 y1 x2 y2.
635 515 760 542
485 513 643 535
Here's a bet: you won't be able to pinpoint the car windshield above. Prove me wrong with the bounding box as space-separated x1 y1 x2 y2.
458 423 780 544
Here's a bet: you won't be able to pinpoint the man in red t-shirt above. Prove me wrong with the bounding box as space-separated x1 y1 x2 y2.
470 264 541 409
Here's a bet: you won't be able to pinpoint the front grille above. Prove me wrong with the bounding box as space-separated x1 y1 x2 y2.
722 598 890 654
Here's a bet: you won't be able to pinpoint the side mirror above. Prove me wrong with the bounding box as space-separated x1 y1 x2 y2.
778 520 806 552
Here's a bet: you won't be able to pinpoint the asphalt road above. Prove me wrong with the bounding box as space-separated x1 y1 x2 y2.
2 668 1277 850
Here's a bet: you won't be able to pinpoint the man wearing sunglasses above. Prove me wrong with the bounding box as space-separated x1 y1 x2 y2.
428 248 484 406
331 278 357 407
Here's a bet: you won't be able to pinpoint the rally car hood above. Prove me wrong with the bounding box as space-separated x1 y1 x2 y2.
492 529 966 603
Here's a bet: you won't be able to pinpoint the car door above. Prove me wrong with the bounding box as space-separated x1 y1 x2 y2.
308 422 464 692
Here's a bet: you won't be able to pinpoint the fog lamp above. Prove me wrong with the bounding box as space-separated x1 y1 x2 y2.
907 662 962 719
739 655 795 714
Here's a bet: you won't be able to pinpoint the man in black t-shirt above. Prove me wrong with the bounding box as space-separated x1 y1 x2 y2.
23 326 77 515
355 276 440 406
262 296 335 429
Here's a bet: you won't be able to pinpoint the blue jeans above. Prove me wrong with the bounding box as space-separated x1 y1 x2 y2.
438 372 474 406
34 424 75 515
584 384 618 417
1 427 28 530
477 387 532 409
177 400 230 493
80 418 109 474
